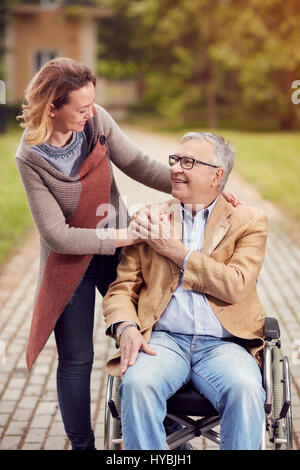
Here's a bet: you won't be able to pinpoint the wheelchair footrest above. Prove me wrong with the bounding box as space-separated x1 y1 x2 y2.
112 439 123 445
270 400 291 443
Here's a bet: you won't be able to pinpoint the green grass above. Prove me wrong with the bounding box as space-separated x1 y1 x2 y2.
0 127 32 264
185 129 300 222
219 130 300 221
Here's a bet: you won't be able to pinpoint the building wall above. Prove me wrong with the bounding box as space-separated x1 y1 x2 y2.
6 11 97 103
79 18 97 73
96 78 138 110
4 8 138 110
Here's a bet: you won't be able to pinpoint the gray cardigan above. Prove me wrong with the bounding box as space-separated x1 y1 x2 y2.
15 104 171 369
16 104 171 256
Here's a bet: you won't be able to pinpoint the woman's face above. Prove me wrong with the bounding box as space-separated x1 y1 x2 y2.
50 81 95 133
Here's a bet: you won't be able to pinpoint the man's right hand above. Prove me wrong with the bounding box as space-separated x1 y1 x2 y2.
117 323 157 378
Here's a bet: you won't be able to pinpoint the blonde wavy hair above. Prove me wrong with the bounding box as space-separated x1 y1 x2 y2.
17 57 96 146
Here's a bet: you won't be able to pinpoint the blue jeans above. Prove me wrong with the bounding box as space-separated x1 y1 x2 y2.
54 250 121 450
119 331 265 450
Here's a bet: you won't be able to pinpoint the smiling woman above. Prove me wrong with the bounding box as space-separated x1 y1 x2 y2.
29 82 96 177
14 57 172 450
46 82 96 145
17 58 97 147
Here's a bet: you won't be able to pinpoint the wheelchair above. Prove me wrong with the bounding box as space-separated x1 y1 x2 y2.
104 317 293 450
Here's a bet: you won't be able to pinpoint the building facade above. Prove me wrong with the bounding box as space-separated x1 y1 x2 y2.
4 1 113 104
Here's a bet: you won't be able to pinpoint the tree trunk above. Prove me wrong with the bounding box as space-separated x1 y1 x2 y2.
136 69 147 99
205 87 218 129
197 51 218 129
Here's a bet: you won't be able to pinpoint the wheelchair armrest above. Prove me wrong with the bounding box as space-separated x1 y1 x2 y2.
264 317 280 341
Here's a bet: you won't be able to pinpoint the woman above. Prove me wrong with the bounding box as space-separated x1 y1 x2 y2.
16 57 236 450
15 57 173 450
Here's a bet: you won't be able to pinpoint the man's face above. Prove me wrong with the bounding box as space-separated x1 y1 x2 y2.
170 139 222 210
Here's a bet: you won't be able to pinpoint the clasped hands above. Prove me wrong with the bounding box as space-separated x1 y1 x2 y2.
119 210 189 377
128 209 190 268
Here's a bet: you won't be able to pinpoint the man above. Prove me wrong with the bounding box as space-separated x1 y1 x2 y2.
102 132 268 450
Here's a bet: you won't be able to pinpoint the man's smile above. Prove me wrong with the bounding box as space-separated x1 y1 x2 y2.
172 175 188 185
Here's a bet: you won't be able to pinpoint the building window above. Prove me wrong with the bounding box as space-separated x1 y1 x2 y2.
35 51 57 72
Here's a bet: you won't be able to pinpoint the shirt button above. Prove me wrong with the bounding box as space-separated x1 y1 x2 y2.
197 302 200 306
198 324 202 329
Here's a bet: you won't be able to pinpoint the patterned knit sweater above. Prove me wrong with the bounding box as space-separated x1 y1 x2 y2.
15 104 171 369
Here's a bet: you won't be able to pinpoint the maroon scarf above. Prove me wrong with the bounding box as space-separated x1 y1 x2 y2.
26 138 110 369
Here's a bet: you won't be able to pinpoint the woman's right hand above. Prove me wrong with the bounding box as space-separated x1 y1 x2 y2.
115 222 144 248
115 210 155 248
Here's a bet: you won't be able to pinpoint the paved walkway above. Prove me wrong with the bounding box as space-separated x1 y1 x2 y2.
0 126 299 450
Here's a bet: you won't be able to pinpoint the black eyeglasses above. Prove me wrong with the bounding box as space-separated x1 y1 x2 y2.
169 154 218 170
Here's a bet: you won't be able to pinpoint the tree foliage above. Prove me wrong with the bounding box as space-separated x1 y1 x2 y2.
0 0 22 80
98 0 300 129
1 0 298 128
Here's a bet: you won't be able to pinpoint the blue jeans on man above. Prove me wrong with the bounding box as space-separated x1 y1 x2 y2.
119 331 265 450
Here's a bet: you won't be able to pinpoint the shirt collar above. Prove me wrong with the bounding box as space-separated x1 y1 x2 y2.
180 196 219 223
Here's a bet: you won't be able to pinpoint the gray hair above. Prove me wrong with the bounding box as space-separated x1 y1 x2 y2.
180 132 235 192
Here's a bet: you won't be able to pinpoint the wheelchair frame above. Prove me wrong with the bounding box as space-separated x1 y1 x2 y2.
104 317 293 450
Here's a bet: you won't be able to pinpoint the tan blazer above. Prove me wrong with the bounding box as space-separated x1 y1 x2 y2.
103 196 268 376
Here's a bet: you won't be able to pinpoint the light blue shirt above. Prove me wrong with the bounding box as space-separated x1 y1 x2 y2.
154 198 232 337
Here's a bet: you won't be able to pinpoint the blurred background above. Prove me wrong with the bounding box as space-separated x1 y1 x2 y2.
0 1 300 451
0 0 300 262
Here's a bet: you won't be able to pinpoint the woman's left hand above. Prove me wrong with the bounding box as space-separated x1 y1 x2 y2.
222 191 243 207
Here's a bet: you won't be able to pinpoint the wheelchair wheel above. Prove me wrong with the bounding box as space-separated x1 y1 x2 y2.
104 375 122 450
271 347 293 450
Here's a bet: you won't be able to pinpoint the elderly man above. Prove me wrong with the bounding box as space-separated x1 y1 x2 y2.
102 132 268 450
